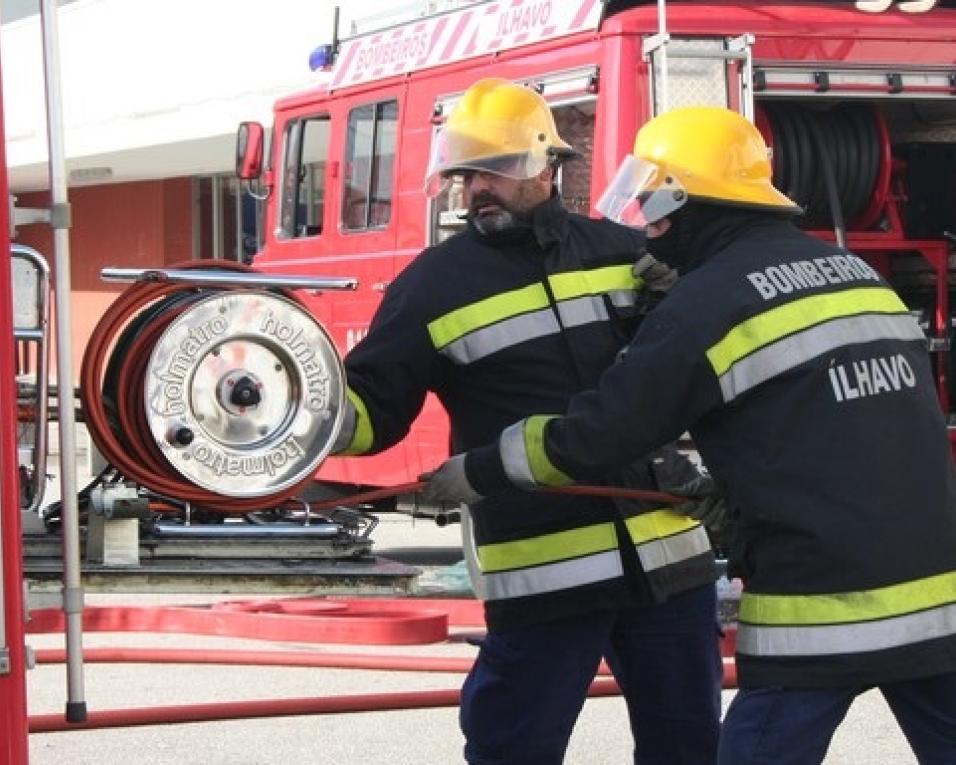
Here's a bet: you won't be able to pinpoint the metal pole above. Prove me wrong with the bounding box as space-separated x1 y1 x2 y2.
657 0 668 115
234 180 242 261
40 0 86 723
212 175 223 259
99 267 358 291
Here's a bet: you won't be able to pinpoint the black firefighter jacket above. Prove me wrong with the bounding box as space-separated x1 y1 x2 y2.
466 208 956 686
340 195 715 630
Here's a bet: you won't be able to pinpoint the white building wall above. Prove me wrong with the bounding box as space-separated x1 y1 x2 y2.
1 0 392 191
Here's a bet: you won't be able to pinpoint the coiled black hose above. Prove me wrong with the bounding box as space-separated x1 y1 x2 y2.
760 102 884 232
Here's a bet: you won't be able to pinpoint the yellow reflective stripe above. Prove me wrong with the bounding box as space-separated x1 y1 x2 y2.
625 508 700 543
427 283 549 349
548 265 638 301
340 387 373 455
525 415 572 487
427 266 640 350
477 521 617 573
739 569 956 626
707 287 908 376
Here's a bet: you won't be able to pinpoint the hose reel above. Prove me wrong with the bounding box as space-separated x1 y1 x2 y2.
756 102 892 232
81 262 355 511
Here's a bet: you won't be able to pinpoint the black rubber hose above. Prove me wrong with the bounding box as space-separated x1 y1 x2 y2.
843 104 878 219
774 105 811 207
765 109 789 195
805 112 847 247
860 106 881 218
761 102 882 230
832 111 855 207
791 106 822 218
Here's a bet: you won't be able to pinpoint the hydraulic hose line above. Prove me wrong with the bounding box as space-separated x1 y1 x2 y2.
758 102 891 232
29 682 628 733
80 261 316 513
293 481 685 515
33 646 735 682
28 661 738 733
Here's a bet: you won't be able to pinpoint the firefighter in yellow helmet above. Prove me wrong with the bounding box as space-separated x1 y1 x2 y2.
425 105 956 764
597 104 800 227
424 77 575 199
336 82 723 763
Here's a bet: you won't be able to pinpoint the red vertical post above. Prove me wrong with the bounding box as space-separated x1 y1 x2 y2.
0 49 32 765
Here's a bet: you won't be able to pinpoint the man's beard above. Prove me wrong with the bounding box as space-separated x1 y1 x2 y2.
468 192 523 235
473 208 518 235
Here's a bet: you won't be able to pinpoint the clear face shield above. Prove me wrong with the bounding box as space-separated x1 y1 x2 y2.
424 121 554 198
595 155 688 227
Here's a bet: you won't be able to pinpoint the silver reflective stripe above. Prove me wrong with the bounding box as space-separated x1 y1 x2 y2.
607 289 637 308
439 309 560 364
555 295 608 328
480 549 624 601
438 292 634 365
499 421 537 489
637 525 711 571
719 313 924 402
737 600 956 657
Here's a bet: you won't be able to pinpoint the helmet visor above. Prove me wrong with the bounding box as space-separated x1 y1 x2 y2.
595 155 688 226
424 122 554 197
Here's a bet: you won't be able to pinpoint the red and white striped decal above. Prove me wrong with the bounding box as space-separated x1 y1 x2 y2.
328 0 602 90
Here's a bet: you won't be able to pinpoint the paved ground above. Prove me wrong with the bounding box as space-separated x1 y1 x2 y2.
24 515 918 764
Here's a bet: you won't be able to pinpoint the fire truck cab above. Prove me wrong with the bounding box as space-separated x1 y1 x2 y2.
239 0 956 503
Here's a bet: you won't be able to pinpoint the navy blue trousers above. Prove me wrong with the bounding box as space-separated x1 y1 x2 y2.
460 584 722 764
719 672 956 764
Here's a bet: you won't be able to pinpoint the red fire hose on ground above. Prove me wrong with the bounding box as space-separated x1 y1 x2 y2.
28 596 737 732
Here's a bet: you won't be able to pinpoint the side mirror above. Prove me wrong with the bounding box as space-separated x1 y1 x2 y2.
236 122 265 180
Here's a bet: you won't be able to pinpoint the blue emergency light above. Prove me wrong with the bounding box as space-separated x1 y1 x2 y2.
309 44 335 71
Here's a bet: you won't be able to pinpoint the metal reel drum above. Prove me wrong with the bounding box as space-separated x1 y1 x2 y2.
144 291 344 498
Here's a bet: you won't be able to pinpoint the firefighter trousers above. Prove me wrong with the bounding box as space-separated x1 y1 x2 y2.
718 671 956 764
460 583 722 765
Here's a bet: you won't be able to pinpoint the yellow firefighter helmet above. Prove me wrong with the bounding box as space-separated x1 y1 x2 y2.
425 78 574 197
596 106 801 226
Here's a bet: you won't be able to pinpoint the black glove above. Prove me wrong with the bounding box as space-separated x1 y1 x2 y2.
633 251 678 294
666 473 735 549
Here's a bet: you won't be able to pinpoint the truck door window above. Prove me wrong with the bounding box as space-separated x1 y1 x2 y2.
430 98 596 244
552 101 596 216
280 114 329 239
343 100 398 231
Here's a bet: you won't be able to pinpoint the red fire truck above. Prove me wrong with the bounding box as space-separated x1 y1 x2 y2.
238 0 956 507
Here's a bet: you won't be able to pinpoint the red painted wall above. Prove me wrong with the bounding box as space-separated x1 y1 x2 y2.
13 177 193 378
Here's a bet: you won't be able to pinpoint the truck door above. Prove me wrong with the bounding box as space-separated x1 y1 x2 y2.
269 88 414 486
335 96 401 354
271 91 403 357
